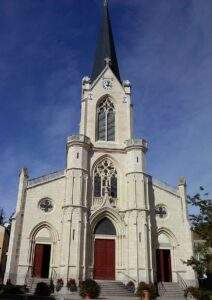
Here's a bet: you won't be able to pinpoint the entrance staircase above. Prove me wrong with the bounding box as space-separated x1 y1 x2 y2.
97 280 136 297
158 282 185 299
27 277 50 295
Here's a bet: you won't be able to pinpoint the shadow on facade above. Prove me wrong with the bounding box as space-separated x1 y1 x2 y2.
148 175 159 284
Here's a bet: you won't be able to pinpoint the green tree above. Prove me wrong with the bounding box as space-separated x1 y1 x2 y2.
186 187 212 281
188 187 212 247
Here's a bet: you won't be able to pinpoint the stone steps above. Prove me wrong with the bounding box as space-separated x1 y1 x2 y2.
97 280 136 297
158 282 185 299
27 277 50 295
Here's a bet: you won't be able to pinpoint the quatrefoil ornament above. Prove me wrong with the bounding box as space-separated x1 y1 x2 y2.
39 198 54 213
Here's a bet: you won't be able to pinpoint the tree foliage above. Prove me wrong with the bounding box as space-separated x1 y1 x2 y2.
0 207 14 232
188 187 212 247
186 187 212 280
186 243 208 278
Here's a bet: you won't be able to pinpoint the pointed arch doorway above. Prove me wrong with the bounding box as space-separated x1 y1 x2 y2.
156 232 173 282
93 217 116 280
30 225 55 279
33 244 51 278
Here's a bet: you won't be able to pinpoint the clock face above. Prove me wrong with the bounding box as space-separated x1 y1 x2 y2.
103 79 113 91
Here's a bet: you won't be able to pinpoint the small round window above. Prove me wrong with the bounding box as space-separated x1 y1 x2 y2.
155 205 167 219
39 198 54 213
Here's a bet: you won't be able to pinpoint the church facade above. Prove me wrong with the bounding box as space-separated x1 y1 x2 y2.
5 1 196 287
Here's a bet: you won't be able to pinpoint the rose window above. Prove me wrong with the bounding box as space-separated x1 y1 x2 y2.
155 205 167 219
39 198 54 213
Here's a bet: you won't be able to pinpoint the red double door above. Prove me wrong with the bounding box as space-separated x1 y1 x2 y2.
156 249 172 282
94 239 115 280
33 244 51 278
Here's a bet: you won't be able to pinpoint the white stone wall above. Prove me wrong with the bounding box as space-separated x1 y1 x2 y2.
80 67 133 146
12 177 65 285
5 66 196 287
152 182 196 285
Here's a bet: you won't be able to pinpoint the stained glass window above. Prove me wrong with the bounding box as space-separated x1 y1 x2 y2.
97 98 115 141
94 174 101 197
98 110 106 141
111 175 117 198
107 110 115 141
94 218 116 235
93 158 117 198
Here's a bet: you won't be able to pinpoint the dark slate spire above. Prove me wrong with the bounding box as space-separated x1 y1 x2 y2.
91 0 121 82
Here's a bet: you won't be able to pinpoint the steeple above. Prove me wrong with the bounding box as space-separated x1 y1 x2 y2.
91 0 121 82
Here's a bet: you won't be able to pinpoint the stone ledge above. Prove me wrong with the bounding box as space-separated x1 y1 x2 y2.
67 134 91 144
152 178 179 196
27 170 65 188
125 138 148 150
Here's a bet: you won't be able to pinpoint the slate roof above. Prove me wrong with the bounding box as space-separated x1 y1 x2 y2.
91 0 121 82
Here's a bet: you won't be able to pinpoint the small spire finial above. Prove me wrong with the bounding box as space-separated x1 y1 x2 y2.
104 0 109 7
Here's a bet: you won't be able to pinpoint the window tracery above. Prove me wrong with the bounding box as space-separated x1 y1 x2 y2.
155 204 168 219
94 159 117 198
97 98 115 141
39 198 54 213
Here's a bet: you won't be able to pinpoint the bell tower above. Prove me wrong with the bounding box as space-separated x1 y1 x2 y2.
79 0 134 147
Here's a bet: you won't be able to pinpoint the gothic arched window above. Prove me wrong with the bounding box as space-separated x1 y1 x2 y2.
94 159 117 198
97 98 115 141
94 218 116 235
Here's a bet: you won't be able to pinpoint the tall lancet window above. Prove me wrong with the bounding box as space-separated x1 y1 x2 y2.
97 98 115 141
94 158 117 198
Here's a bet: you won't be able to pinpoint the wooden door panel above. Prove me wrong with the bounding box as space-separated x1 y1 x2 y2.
156 249 172 282
94 239 115 280
106 240 115 279
33 244 44 277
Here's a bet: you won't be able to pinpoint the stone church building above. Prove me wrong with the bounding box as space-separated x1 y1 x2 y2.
5 1 196 287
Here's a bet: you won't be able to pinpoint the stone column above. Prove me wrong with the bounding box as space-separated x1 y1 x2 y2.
4 168 28 284
125 139 149 284
178 177 188 223
59 135 91 283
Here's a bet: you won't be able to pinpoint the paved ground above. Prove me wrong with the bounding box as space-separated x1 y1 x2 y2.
0 298 139 300
54 295 140 300
0 296 185 299
54 295 185 300
54 294 184 300
54 297 184 300
0 293 185 299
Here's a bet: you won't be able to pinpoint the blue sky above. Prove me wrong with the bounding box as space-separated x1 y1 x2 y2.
0 0 211 216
